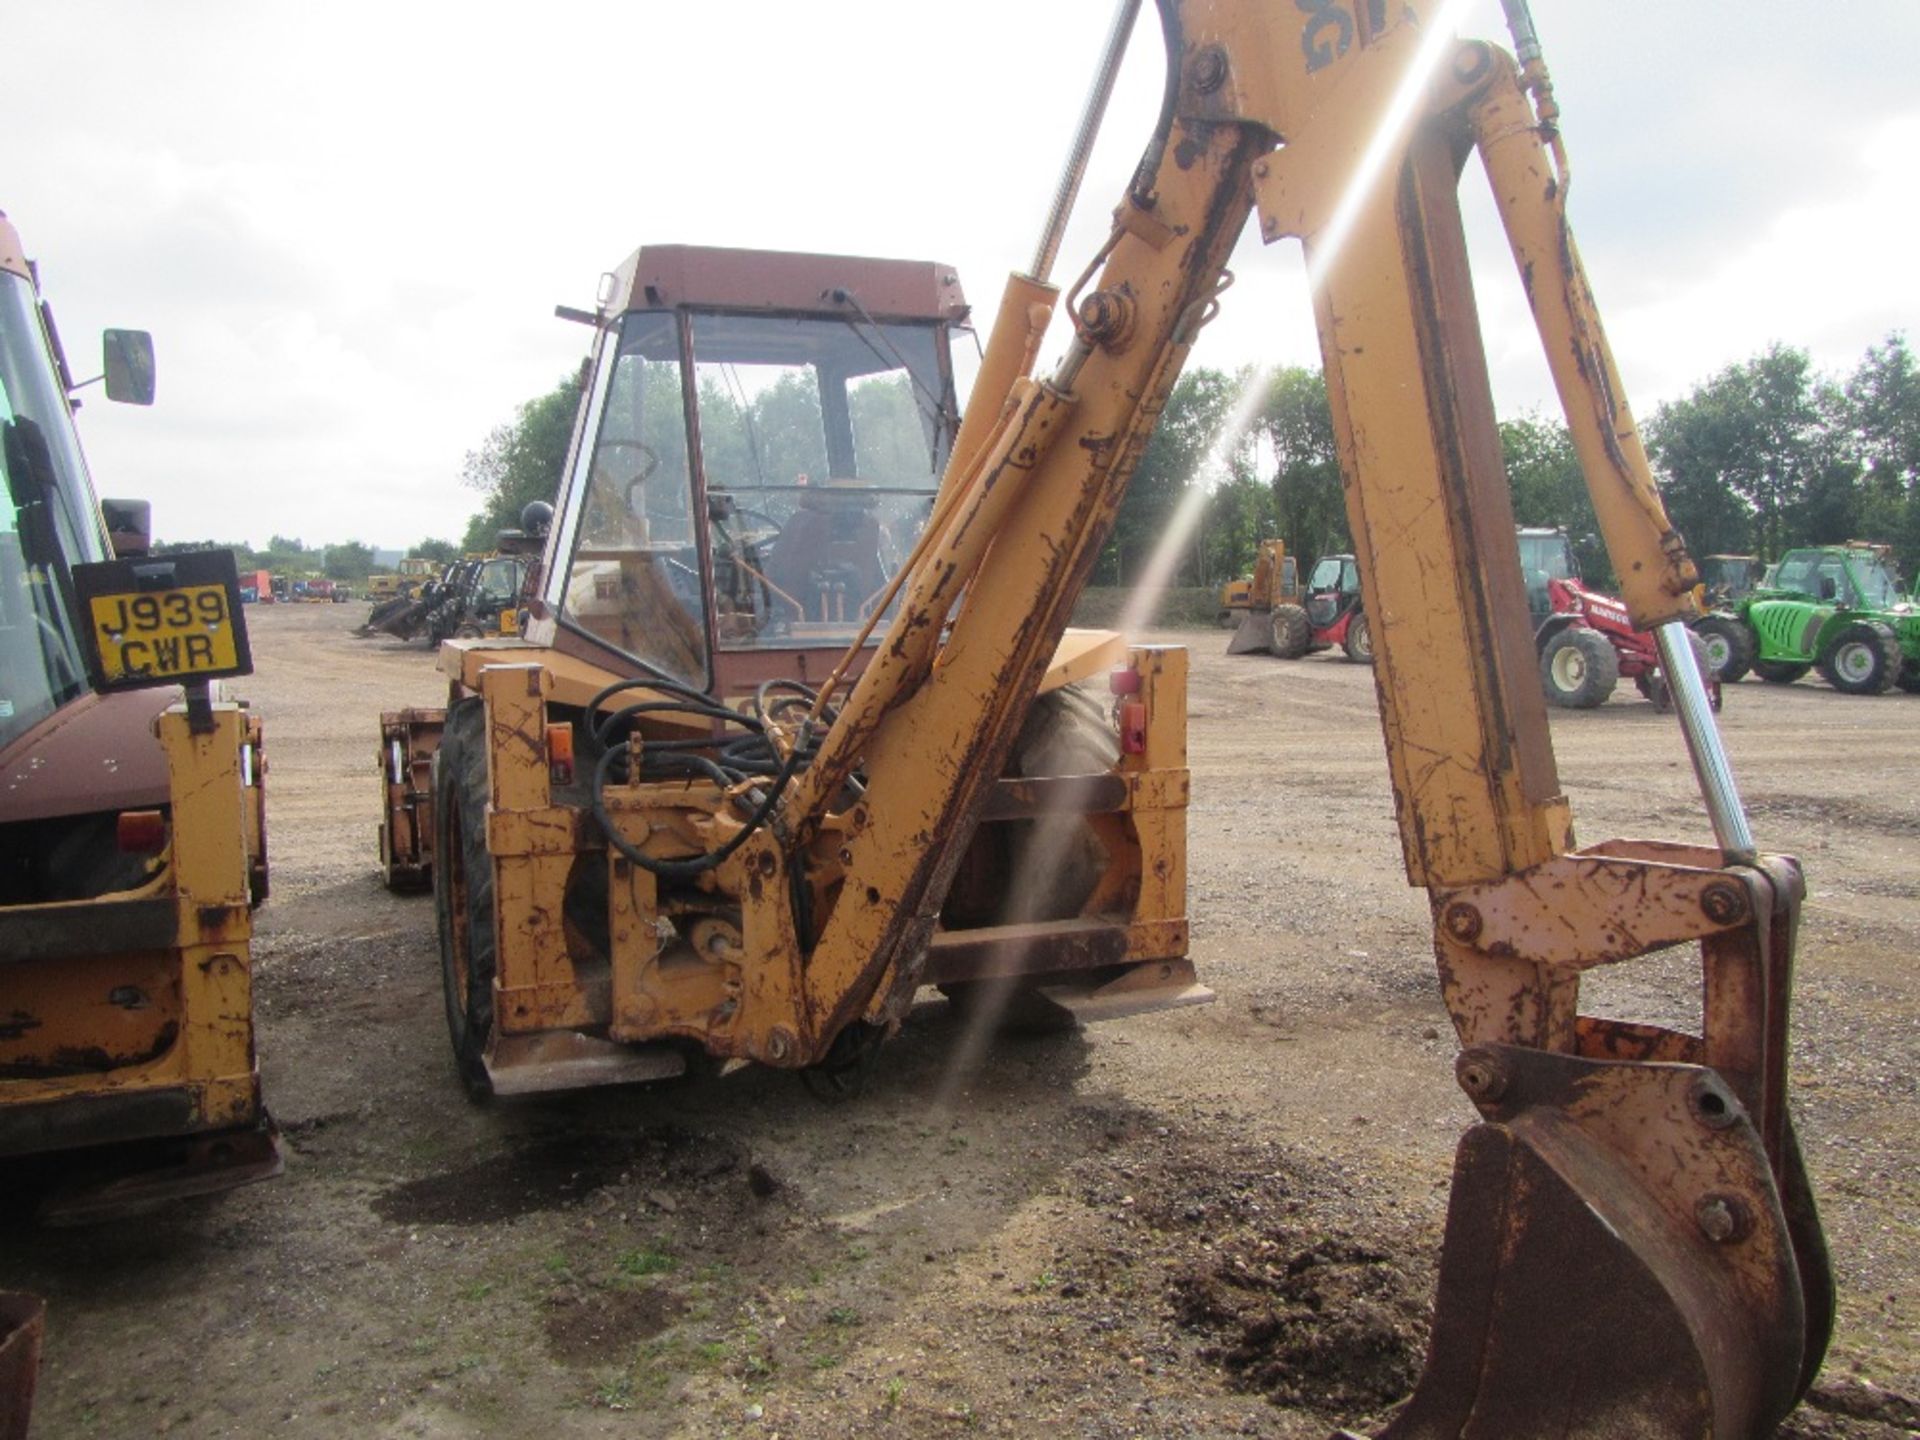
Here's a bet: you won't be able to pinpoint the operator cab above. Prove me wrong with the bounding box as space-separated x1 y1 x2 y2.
1768 546 1906 610
1516 527 1577 627
0 249 106 751
532 245 969 696
1304 552 1361 629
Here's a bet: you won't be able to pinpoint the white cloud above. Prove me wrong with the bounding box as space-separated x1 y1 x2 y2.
1602 113 1920 403
12 1 1918 549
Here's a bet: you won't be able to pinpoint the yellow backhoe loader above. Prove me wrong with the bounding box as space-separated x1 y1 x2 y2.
398 0 1830 1430
0 211 276 1229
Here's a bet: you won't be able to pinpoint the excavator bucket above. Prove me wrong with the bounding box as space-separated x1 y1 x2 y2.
0 1293 42 1440
1225 606 1275 655
1355 1048 1832 1439
355 592 430 639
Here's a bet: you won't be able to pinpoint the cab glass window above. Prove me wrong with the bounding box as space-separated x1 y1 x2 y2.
556 311 708 687
690 311 952 652
0 272 97 752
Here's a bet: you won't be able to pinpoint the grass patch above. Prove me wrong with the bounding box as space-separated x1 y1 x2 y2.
615 1245 675 1278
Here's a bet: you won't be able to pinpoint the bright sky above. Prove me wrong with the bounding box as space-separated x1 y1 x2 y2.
12 1 1918 552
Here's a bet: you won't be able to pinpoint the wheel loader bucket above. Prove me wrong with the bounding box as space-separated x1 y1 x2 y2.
0 1293 42 1440
1225 606 1274 655
1355 1047 1831 1440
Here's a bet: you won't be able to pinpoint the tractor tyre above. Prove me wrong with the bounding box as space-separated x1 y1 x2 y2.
1753 660 1811 685
1818 621 1898 695
433 697 496 1100
1270 604 1312 659
1693 615 1755 683
1898 659 1920 695
1342 612 1374 665
1540 627 1619 708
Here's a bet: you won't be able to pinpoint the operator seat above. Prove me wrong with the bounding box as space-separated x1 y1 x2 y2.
763 487 886 623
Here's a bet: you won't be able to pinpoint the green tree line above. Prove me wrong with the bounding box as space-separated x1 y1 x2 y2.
221 330 1911 599
151 534 461 578
1102 333 1918 594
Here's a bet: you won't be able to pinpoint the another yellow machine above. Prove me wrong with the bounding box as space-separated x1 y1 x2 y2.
1221 537 1309 652
0 211 276 1222
1216 537 1297 619
407 0 1828 1428
387 243 1197 1084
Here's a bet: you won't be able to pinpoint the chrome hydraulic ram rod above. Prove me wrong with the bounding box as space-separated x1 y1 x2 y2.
1028 0 1143 284
1656 622 1758 865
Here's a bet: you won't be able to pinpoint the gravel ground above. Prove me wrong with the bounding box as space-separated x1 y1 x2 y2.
3 603 1915 1439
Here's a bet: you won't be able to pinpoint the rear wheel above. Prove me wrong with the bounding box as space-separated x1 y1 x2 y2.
434 698 496 1099
1898 660 1920 695
1540 627 1619 708
1270 604 1312 659
1693 615 1755 683
1342 612 1374 664
1753 660 1811 685
1817 622 1897 694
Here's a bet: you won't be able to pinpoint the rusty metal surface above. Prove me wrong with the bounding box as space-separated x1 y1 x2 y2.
1380 1047 1811 1438
36 1116 283 1226
377 709 443 891
0 1082 196 1158
482 1031 686 1097
921 918 1132 988
0 1292 42 1440
0 894 176 965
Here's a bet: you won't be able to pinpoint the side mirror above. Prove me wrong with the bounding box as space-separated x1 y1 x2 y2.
102 329 156 406
100 498 152 558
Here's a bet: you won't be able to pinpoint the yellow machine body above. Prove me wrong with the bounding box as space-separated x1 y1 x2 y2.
0 211 277 1221
393 3 1831 1429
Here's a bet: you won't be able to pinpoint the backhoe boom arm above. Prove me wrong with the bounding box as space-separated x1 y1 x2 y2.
777 3 1830 1433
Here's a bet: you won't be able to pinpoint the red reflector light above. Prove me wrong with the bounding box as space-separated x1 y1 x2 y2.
117 809 167 853
546 722 575 786
1119 700 1148 754
1109 665 1142 696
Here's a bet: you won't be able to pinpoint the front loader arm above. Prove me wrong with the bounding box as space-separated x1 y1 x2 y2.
775 2 1829 1433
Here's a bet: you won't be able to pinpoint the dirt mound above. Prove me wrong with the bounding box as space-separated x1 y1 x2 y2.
1173 1236 1426 1414
545 1283 685 1363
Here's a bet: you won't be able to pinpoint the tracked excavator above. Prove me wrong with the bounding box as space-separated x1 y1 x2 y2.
400 0 1827 1432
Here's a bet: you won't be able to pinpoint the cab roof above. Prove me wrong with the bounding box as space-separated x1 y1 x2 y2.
0 212 31 283
603 244 968 324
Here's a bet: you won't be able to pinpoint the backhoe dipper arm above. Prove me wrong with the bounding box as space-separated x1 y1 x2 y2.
770 2 1829 1434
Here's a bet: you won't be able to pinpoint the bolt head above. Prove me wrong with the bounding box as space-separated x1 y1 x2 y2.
1455 1047 1509 1103
1443 902 1483 943
1695 1193 1752 1244
1192 47 1227 94
1700 881 1748 925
